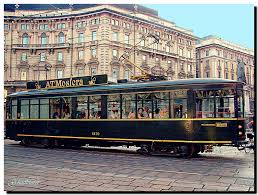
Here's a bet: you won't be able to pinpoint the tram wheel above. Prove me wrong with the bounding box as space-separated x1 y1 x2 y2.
137 144 151 155
20 137 31 146
41 138 52 148
192 145 201 157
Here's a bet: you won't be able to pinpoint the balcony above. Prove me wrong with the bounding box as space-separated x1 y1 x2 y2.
12 43 70 49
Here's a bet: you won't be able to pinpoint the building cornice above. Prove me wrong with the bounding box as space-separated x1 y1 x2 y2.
4 5 197 40
196 36 254 57
196 43 254 57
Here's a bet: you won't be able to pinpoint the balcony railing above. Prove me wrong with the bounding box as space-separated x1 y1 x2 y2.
12 43 70 49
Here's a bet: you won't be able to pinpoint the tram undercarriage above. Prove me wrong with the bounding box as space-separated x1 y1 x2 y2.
19 136 215 158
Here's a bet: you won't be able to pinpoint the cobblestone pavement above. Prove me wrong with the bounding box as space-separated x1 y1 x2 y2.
4 139 255 192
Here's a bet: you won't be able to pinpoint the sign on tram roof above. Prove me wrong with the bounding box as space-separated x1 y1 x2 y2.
26 74 108 90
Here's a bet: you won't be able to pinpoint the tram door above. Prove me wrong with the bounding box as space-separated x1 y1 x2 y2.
173 99 187 118
171 90 188 118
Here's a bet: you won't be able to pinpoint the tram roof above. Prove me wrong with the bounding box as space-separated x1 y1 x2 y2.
8 78 243 98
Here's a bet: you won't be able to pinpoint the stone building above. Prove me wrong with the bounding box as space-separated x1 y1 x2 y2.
4 4 197 96
196 35 254 116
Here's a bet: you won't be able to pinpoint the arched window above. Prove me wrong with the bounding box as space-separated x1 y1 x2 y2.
22 33 29 45
58 32 65 44
41 33 47 45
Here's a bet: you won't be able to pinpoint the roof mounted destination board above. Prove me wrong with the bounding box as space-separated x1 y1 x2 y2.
26 75 108 90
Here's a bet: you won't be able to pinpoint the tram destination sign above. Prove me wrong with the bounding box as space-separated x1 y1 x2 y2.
26 74 108 90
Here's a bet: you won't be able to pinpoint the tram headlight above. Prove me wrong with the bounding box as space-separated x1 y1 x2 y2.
238 131 243 136
238 125 243 129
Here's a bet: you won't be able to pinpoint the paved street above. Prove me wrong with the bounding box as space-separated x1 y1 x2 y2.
4 139 255 192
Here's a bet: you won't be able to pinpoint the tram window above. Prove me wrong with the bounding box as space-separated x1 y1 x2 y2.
137 93 153 119
50 98 61 119
20 99 29 119
11 100 17 119
122 94 136 119
76 96 88 119
89 96 101 119
30 99 39 119
237 91 244 117
61 97 71 119
153 92 169 119
171 90 188 118
40 99 49 119
195 90 215 118
215 89 235 118
108 95 120 119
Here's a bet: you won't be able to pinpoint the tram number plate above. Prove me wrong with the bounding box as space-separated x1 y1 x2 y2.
92 132 100 136
216 123 227 127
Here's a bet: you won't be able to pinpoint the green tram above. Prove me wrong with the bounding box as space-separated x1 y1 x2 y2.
5 75 246 157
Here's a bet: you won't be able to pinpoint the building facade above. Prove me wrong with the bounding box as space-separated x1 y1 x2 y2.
196 36 255 116
4 4 197 96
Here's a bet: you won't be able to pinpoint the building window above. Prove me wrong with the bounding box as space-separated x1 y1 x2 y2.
92 31 97 41
111 19 115 25
20 71 27 81
218 71 221 78
76 21 86 28
40 53 46 62
206 72 210 78
112 32 118 41
22 33 29 45
217 50 220 56
78 68 84 76
91 48 97 58
188 64 192 72
40 33 47 45
57 52 63 62
206 50 209 56
187 50 191 58
231 73 234 80
91 67 97 76
165 45 170 53
78 50 84 60
4 24 9 30
57 23 65 29
57 70 63 79
179 48 183 56
124 34 129 44
39 24 48 30
112 67 119 80
224 51 228 58
78 33 84 43
140 39 145 47
58 32 65 44
225 72 228 79
21 24 29 30
91 18 99 25
142 55 146 62
21 53 27 62
155 57 159 62
124 69 130 80
112 49 118 57
153 43 158 50
168 60 171 64
225 62 228 69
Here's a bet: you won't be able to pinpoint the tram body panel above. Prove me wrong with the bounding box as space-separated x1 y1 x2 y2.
6 119 243 143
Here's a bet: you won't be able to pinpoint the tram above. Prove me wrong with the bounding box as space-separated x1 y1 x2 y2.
5 75 246 157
